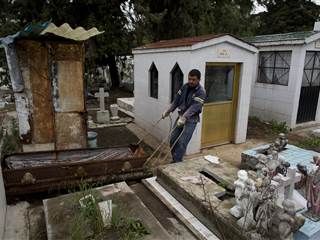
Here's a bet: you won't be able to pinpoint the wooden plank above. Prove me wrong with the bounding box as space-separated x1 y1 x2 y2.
143 177 220 240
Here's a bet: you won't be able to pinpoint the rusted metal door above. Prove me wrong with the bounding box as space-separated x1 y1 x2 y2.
16 40 55 144
49 42 87 150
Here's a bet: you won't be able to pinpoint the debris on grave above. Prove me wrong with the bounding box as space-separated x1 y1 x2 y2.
98 200 112 227
204 155 220 164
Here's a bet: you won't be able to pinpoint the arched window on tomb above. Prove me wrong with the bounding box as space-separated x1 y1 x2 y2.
149 62 158 99
170 63 184 102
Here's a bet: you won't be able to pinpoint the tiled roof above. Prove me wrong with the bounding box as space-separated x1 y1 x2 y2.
244 31 319 44
135 34 227 50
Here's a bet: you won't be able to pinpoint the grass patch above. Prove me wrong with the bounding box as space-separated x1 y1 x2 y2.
71 181 150 240
248 116 261 124
296 138 320 149
269 120 289 134
112 207 150 240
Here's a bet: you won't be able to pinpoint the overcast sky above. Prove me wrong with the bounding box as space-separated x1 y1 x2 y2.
254 0 320 13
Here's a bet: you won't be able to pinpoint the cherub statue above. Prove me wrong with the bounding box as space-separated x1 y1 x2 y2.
237 178 257 230
267 151 280 176
275 156 291 176
274 133 288 152
254 184 277 235
269 199 305 240
230 170 248 218
256 167 271 188
256 154 268 171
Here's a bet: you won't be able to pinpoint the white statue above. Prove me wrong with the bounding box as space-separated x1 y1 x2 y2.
230 170 248 218
237 178 257 230
267 150 280 175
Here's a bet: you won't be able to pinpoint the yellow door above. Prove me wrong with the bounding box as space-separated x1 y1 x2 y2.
201 63 240 147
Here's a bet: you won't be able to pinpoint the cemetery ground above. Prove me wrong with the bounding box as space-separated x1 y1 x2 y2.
2 87 320 239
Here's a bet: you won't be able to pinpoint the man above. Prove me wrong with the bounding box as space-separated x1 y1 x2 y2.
162 69 206 163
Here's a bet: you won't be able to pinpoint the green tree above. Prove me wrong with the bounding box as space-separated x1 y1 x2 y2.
0 0 133 88
131 0 256 42
256 0 320 34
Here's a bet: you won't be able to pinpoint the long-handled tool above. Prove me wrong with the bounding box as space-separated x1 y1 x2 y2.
144 118 186 166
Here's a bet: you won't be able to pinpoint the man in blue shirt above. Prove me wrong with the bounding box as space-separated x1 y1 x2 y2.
162 69 206 163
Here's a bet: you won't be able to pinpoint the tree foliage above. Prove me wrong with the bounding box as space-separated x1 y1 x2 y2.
0 0 320 88
256 0 320 34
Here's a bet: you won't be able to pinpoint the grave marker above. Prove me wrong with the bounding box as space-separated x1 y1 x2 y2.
95 88 110 124
95 87 109 111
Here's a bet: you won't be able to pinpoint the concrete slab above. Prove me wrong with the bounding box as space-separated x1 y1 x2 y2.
143 177 219 240
189 139 265 168
3 202 30 240
157 158 250 240
28 206 47 240
0 164 6 239
43 182 171 240
117 98 134 111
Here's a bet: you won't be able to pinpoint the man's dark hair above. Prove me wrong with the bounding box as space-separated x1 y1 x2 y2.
188 69 201 79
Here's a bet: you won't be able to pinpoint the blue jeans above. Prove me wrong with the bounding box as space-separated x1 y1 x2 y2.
170 118 197 163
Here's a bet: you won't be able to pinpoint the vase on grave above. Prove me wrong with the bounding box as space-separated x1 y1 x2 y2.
110 104 120 121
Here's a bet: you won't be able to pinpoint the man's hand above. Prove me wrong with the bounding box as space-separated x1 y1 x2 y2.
162 110 170 119
177 116 186 128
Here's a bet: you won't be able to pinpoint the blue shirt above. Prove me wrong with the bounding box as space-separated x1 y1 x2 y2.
169 83 206 122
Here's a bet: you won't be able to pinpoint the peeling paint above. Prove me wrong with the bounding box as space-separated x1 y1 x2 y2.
3 43 24 92
14 93 31 143
49 60 60 111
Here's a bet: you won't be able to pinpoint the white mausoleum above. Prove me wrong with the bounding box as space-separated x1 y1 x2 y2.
247 22 320 128
132 34 258 154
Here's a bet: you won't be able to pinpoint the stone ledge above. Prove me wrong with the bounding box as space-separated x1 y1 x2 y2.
156 159 249 240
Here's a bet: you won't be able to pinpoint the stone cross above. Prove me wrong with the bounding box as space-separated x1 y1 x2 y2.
95 88 109 111
272 167 302 210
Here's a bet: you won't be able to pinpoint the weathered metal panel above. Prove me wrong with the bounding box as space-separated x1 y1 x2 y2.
48 43 85 112
56 60 84 112
13 93 32 143
15 40 33 143
2 146 150 196
51 43 83 61
15 40 55 144
28 41 55 143
55 112 87 150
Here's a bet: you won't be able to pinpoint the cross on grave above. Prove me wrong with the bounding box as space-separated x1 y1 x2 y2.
272 167 303 211
95 88 109 111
